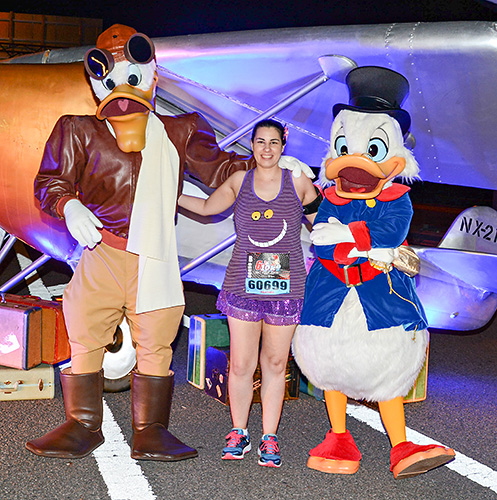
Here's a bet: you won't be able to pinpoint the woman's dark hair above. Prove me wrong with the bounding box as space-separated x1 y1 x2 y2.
251 119 287 145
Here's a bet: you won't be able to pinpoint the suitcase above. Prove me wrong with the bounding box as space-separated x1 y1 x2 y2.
2 294 71 365
299 373 325 401
187 314 230 389
0 300 42 369
204 346 299 405
0 363 55 401
403 346 429 403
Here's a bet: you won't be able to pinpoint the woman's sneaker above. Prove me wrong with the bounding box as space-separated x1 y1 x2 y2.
258 434 281 468
222 428 251 460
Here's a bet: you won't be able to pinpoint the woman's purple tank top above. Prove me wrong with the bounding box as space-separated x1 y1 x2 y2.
221 168 306 301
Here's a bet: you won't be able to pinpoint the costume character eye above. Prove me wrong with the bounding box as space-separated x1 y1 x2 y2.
264 209 273 219
366 138 388 162
103 78 116 91
334 136 348 156
127 64 142 86
251 211 261 221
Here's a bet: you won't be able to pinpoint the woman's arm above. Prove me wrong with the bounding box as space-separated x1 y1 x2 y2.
293 174 321 224
178 170 245 216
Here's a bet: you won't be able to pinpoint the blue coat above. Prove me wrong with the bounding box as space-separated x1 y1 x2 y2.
300 185 428 332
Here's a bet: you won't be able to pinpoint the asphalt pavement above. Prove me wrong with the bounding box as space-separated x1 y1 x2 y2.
1 275 497 500
2 185 497 500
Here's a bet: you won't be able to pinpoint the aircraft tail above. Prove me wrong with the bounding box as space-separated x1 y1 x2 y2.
438 206 497 254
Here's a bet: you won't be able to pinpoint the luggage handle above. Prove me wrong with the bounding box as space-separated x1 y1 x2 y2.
0 380 20 393
1 293 42 301
0 293 56 303
0 293 39 303
19 295 42 301
0 378 44 393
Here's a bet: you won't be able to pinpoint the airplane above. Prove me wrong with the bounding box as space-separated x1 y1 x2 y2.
1 20 496 387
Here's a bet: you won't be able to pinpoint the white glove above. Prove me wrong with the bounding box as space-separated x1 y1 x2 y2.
63 199 103 249
348 247 399 264
278 155 315 179
310 217 355 246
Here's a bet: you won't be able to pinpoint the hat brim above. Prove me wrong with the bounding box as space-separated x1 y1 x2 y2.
333 103 411 136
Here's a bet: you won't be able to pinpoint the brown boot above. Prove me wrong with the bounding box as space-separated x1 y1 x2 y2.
131 371 198 461
25 369 105 458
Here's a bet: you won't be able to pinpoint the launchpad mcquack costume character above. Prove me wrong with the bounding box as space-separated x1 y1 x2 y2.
292 66 456 478
26 24 310 462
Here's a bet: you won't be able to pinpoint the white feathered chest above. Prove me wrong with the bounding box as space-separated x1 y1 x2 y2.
292 110 428 402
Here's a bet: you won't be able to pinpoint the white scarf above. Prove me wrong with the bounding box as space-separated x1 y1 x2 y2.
125 113 184 313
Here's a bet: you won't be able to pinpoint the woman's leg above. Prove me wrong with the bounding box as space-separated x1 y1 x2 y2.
227 316 262 429
259 322 296 435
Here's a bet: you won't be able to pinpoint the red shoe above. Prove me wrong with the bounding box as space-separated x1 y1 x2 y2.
307 429 361 474
390 441 455 479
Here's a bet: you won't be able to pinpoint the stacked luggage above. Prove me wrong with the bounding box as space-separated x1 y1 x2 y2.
0 294 70 401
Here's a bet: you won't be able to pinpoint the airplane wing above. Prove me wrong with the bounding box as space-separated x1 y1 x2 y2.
8 20 497 191
416 247 497 294
152 22 497 190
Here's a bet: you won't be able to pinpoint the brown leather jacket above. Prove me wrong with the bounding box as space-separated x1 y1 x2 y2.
34 112 255 239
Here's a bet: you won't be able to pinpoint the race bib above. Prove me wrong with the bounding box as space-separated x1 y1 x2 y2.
245 252 290 295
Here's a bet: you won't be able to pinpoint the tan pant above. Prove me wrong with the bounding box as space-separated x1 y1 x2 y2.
63 242 184 376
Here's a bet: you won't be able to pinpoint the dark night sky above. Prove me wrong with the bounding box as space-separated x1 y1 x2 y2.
3 0 497 38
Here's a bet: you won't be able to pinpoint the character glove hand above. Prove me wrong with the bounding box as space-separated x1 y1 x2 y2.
278 155 315 179
368 247 399 264
310 217 354 246
63 199 103 249
348 247 399 264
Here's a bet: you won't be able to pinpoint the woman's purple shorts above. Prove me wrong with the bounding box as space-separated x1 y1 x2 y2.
216 289 303 326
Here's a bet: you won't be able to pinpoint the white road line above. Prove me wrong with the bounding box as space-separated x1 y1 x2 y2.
347 404 497 494
93 401 156 500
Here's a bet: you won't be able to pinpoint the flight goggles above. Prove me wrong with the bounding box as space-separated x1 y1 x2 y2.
84 33 155 80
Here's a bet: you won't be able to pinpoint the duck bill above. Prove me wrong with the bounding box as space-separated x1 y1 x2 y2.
96 79 156 153
325 155 406 200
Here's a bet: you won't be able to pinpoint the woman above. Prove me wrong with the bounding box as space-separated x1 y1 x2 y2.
178 119 319 467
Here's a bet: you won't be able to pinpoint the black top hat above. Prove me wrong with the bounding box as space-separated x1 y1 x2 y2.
332 66 411 135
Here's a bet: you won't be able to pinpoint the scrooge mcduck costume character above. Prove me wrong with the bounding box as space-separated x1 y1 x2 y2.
25 24 313 462
292 66 455 479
